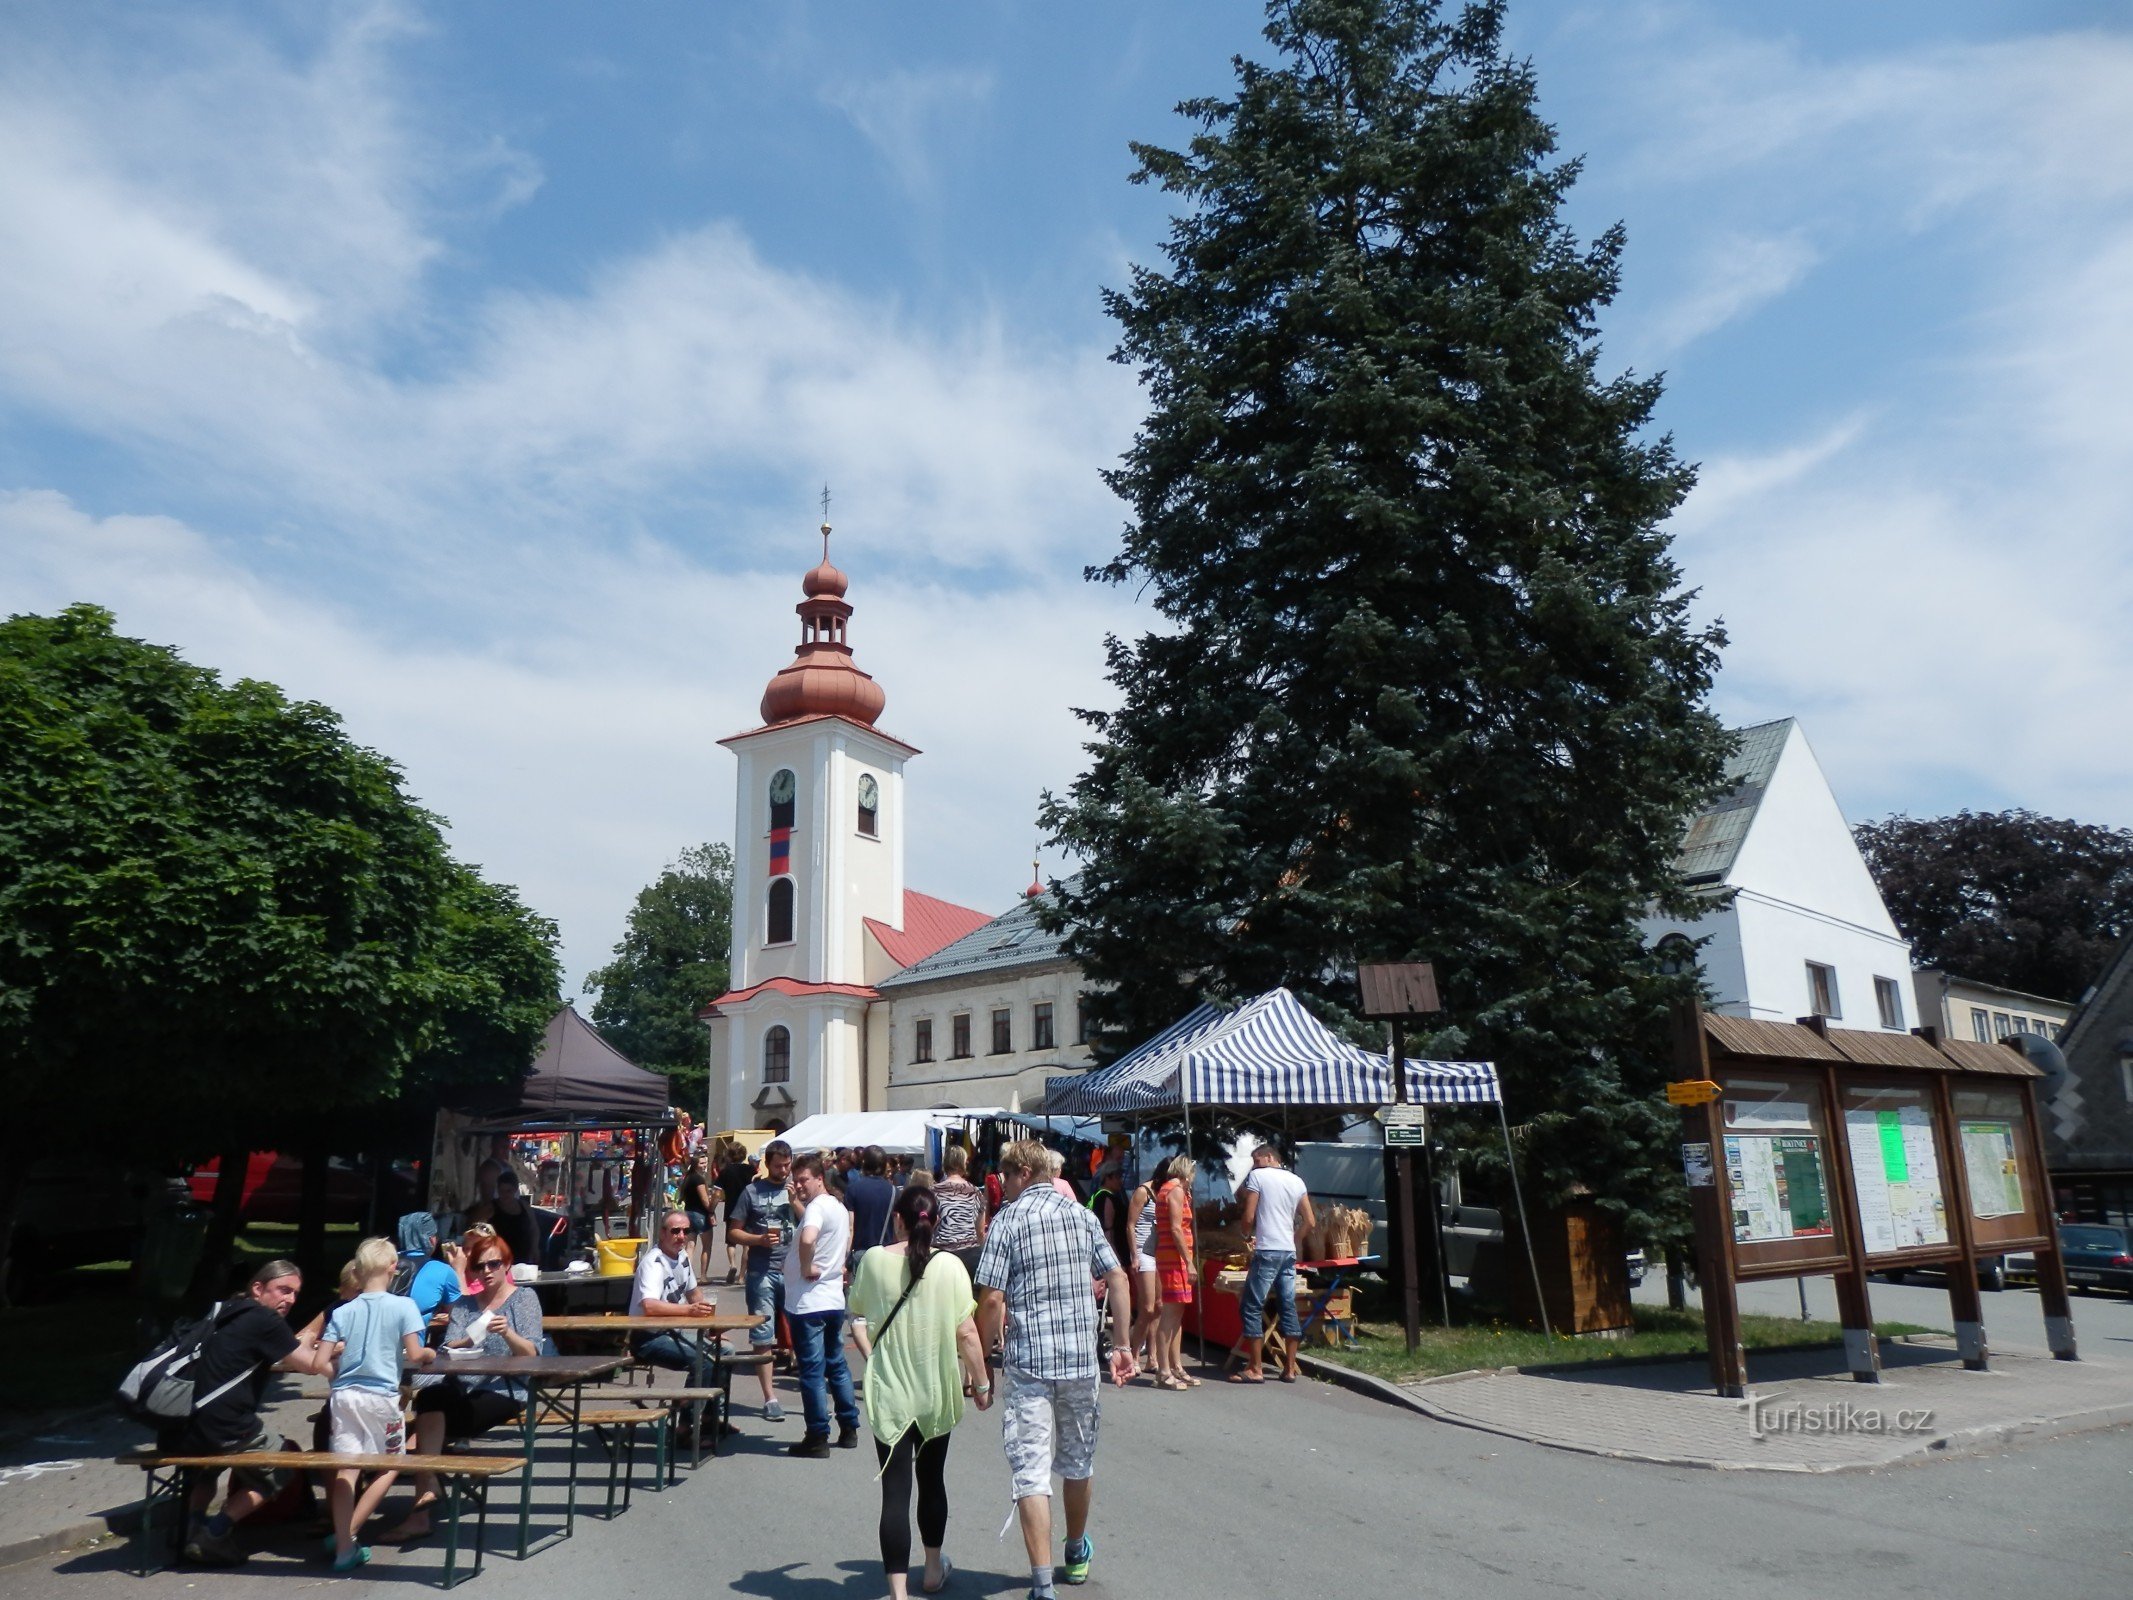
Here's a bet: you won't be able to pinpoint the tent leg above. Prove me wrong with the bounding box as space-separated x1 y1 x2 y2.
1496 1101 1552 1340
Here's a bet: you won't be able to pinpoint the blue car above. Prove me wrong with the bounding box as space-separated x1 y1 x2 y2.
2060 1223 2133 1296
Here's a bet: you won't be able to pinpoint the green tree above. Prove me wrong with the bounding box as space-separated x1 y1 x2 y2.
1855 810 2133 1002
0 605 559 1298
1041 0 1729 1239
583 844 733 1103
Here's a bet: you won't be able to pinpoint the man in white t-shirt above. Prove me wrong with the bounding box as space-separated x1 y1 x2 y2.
630 1210 720 1401
781 1153 859 1456
1234 1144 1315 1383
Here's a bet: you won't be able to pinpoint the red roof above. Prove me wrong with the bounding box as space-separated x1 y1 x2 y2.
699 976 879 1016
865 890 992 971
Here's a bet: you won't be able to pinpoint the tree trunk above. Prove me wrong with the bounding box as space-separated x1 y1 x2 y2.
296 1138 330 1288
0 1154 31 1309
189 1146 252 1303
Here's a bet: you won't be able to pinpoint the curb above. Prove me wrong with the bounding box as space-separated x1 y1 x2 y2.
1282 1344 2133 1474
0 1515 127 1573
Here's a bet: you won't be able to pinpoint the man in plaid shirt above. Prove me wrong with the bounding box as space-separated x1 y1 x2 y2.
975 1140 1135 1600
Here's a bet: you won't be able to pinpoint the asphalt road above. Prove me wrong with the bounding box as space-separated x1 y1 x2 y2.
18 1343 2133 1600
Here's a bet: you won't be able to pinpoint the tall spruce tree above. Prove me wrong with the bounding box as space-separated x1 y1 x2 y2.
1042 0 1730 1236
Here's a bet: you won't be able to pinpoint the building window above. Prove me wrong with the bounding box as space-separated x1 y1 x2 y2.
1992 1012 2012 1040
950 1013 971 1059
912 1018 933 1064
1874 976 1904 1031
763 1025 790 1084
1971 1008 1992 1043
1076 994 1089 1045
766 877 795 945
857 773 879 838
991 1008 1012 1055
769 768 796 831
1032 1001 1055 1051
2012 1015 2032 1035
1805 962 1840 1020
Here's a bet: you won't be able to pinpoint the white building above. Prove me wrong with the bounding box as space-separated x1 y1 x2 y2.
1642 718 1916 1032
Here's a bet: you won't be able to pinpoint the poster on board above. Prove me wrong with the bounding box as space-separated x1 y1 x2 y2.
1726 1133 1832 1244
1843 1104 1949 1255
1959 1120 2025 1218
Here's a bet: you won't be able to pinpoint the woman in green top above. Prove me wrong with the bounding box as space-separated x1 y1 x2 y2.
851 1184 992 1598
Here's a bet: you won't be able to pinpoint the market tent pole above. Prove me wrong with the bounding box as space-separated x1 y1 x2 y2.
1495 1099 1553 1340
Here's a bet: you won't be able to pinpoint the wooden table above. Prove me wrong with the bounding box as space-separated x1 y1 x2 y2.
441 1353 628 1558
545 1314 768 1470
519 1270 631 1312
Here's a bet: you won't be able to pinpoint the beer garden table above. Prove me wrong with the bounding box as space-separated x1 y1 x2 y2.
438 1352 628 1558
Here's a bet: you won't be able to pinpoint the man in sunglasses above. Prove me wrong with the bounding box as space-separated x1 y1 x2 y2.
631 1209 720 1406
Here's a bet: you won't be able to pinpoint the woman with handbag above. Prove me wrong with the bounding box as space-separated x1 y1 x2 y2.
849 1185 992 1599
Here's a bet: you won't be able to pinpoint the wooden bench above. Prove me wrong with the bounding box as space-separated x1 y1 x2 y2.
120 1449 523 1589
526 1404 663 1513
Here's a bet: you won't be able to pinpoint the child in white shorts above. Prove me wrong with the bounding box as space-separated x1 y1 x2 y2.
322 1238 434 1571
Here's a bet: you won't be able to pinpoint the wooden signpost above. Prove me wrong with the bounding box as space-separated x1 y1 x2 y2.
1358 961 1444 1353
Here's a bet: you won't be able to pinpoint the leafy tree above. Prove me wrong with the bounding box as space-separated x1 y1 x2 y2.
583 844 733 1103
1041 0 1729 1240
1855 810 2133 1002
0 605 559 1298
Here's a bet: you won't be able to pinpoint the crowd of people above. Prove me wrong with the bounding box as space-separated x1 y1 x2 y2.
156 1133 1319 1600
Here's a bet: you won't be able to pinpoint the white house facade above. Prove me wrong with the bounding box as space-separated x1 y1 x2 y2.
1642 718 1916 1032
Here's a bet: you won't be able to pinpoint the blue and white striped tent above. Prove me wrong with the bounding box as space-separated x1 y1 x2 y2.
1045 986 1499 1114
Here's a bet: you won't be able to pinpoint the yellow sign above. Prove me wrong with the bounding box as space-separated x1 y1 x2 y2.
1666 1080 1722 1107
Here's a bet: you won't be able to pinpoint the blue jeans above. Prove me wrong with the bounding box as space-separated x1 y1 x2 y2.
744 1268 783 1347
789 1308 858 1439
1240 1250 1300 1341
631 1329 708 1384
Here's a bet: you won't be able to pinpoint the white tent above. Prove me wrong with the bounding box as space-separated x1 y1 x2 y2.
777 1108 1008 1156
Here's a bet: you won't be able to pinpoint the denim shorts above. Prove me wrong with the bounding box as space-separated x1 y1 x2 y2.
744 1268 783 1346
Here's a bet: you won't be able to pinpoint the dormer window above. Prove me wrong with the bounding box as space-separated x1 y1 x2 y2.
857 773 879 838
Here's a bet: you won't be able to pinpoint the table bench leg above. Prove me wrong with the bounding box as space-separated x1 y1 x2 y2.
132 1464 182 1577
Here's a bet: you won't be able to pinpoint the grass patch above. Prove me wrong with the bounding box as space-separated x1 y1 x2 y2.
1318 1304 1939 1385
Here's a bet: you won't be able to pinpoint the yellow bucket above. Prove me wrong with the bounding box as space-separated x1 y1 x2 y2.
596 1238 645 1277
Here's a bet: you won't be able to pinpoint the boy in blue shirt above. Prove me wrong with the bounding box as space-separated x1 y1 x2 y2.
322 1237 432 1571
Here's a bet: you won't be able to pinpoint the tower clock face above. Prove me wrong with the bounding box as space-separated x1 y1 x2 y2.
857 774 879 810
769 769 796 806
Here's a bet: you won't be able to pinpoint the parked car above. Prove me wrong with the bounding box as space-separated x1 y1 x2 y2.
186 1152 415 1225
1875 1255 2007 1291
2060 1223 2133 1296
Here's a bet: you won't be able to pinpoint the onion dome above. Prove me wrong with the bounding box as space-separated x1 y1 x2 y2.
758 523 886 727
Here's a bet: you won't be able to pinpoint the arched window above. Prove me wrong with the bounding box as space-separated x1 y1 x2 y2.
769 768 796 831
766 877 795 945
763 1025 791 1084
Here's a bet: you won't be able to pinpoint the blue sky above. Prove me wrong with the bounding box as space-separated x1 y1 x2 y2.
7 0 2132 996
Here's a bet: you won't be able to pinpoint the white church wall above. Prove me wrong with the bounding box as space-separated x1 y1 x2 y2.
1731 890 1914 1030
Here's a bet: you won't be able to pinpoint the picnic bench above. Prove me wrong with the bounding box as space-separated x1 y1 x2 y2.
543 1313 767 1475
121 1449 522 1589
440 1352 628 1557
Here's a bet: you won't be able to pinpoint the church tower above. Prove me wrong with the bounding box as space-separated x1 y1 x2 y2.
704 521 916 1132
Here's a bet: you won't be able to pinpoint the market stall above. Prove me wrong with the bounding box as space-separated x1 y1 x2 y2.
777 1107 1008 1159
1045 986 1546 1344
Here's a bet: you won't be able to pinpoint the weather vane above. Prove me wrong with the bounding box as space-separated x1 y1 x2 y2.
819 483 832 559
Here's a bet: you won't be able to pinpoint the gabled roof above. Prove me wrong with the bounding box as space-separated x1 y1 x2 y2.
1675 718 1793 884
878 885 1076 990
864 890 993 971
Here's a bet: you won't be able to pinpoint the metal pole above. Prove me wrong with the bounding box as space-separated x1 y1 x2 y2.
1393 1021 1422 1353
1419 1108 1450 1329
1496 1099 1553 1340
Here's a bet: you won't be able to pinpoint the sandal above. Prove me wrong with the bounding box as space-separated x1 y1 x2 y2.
1226 1372 1265 1385
922 1552 954 1593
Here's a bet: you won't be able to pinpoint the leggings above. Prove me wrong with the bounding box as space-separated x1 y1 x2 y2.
875 1426 952 1575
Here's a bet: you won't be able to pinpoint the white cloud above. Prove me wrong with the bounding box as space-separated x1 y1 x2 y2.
821 66 995 198
1637 231 1818 356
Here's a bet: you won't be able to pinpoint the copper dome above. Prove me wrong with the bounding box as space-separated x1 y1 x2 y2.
757 524 885 727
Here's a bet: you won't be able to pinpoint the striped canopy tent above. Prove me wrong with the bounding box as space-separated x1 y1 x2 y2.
1044 987 1500 1114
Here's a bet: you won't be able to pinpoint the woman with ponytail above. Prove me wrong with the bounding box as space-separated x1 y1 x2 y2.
850 1183 991 1598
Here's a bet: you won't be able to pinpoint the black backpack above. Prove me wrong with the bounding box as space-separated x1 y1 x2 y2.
115 1300 251 1428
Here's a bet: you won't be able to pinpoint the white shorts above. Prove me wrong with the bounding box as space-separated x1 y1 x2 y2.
1135 1251 1157 1275
1000 1366 1100 1500
328 1388 407 1456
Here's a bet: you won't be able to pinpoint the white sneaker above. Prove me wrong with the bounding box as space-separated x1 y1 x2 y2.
763 1399 785 1422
